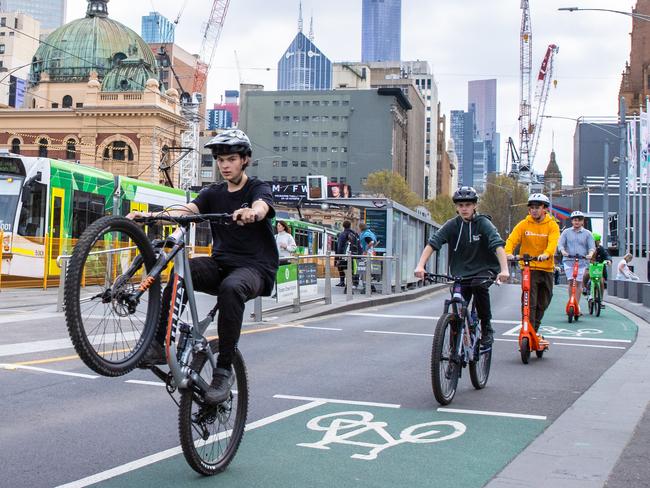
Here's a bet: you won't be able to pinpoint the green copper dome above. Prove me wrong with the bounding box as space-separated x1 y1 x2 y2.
101 59 157 92
29 0 158 88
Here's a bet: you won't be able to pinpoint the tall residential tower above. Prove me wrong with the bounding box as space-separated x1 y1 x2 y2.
468 79 499 174
2 0 66 30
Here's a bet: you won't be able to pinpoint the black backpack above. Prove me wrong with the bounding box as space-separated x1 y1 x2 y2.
346 231 361 255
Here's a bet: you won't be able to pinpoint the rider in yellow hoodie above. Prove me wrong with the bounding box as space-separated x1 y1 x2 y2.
505 194 560 333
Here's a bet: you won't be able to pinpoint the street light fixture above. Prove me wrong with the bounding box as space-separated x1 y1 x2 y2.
558 7 650 22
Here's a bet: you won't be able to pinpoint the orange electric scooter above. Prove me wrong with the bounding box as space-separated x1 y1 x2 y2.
514 254 550 364
565 255 585 323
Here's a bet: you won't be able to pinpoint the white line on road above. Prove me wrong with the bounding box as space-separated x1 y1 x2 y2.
288 325 343 331
124 380 166 387
349 312 520 324
495 338 518 342
365 330 433 337
275 394 401 409
552 342 627 350
0 363 98 379
0 312 62 325
502 325 632 342
54 400 325 488
437 407 547 420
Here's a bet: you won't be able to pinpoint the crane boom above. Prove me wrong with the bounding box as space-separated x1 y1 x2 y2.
518 0 533 175
529 44 559 167
192 0 231 93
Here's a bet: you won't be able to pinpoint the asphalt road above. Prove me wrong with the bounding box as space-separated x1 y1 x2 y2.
0 284 637 488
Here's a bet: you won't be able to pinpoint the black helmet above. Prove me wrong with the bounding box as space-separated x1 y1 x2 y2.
204 129 252 157
452 186 478 203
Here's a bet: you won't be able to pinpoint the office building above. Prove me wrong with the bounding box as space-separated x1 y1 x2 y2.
277 8 331 90
0 11 40 107
468 79 499 174
361 0 400 63
239 88 423 197
141 11 175 44
450 110 474 187
2 0 66 31
209 90 239 129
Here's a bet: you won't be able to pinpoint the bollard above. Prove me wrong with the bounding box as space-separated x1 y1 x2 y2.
293 261 302 313
254 296 263 322
57 258 67 312
324 252 332 305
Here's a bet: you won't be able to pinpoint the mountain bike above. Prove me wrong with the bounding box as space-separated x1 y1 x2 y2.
511 255 549 364
587 262 605 317
429 274 496 405
63 213 248 476
565 255 585 323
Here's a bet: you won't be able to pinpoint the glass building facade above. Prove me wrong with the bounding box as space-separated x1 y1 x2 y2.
468 79 499 174
141 11 175 44
3 0 66 30
277 32 332 91
361 0 401 63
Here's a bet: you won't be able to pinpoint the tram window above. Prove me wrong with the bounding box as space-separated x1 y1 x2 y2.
147 204 164 240
195 221 212 248
72 190 105 238
17 181 46 238
121 199 130 216
293 228 309 248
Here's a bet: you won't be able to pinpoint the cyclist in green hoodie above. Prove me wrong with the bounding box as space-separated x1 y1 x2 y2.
415 186 510 346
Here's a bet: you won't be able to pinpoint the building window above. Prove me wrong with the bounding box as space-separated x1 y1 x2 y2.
38 138 48 157
292 146 299 152
51 103 59 108
104 141 134 161
321 131 328 136
76 103 84 108
62 95 73 108
66 139 76 160
331 177 338 183
303 101 310 106
342 100 350 106
301 146 308 152
292 131 299 136
292 161 299 167
11 138 20 154
321 147 327 152
274 116 281 121
312 147 318 152
300 176 306 182
331 161 339 168
311 131 319 137
281 176 287 182
293 101 300 106
311 161 318 167
331 147 338 153
272 176 279 182
300 161 307 167
332 131 339 137
332 101 339 106
332 116 339 121
281 161 288 167
291 176 298 182
273 131 281 136
0 17 5 26
313 101 320 106
320 161 327 167
201 170 212 178
340 177 347 183
322 101 330 106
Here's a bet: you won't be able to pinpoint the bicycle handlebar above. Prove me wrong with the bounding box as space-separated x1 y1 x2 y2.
565 254 587 259
426 272 497 284
134 213 234 225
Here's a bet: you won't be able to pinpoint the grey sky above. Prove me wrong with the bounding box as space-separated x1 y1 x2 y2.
65 0 633 183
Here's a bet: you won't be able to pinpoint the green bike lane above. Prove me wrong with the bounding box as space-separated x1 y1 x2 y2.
81 398 548 488
55 291 639 488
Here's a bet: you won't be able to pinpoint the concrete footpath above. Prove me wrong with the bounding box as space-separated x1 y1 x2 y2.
1 284 648 487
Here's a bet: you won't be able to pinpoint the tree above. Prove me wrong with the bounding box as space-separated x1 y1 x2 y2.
479 174 529 238
363 170 422 209
424 195 456 224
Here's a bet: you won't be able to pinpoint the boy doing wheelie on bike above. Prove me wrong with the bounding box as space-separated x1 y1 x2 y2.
128 129 279 404
414 186 510 346
505 193 560 334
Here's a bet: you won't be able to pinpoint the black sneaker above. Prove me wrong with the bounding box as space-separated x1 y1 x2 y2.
138 342 166 368
204 367 234 405
480 329 494 347
336 282 345 287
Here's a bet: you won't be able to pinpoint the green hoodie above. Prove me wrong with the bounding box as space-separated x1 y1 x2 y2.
427 213 505 277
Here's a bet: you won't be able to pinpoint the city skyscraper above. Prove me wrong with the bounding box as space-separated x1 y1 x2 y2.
277 5 331 90
2 0 66 30
468 79 500 174
361 0 401 63
450 109 475 187
141 11 175 44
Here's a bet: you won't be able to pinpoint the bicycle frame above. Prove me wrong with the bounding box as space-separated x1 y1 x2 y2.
444 282 480 366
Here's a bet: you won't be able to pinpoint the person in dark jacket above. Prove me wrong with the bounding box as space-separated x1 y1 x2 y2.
582 232 612 304
414 186 510 346
335 221 359 287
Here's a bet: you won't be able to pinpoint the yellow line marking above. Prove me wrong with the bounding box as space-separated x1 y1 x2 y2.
10 324 296 367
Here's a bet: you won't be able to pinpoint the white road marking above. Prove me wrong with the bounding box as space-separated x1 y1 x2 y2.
0 338 76 357
437 407 547 421
495 338 518 342
365 330 433 337
288 325 343 331
0 363 98 379
54 400 325 488
124 380 166 387
0 312 61 325
275 394 401 409
349 312 520 324
502 325 632 342
552 342 627 350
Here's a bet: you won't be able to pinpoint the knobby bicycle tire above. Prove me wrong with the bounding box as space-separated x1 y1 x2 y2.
469 334 492 389
595 287 602 317
179 339 249 476
64 216 161 376
431 314 460 405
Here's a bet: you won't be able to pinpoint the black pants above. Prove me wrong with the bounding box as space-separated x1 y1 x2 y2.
158 256 264 368
526 270 554 332
461 282 492 329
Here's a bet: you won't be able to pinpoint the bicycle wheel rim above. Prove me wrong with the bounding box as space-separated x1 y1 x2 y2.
179 340 248 475
472 346 491 387
64 216 160 376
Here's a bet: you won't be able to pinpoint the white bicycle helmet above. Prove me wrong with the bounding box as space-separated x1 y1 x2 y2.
528 193 550 207
570 210 585 219
204 129 252 157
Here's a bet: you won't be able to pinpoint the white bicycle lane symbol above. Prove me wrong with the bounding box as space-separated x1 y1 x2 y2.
538 326 604 337
296 411 466 461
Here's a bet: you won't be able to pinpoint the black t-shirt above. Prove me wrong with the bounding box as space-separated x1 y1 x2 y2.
192 178 279 294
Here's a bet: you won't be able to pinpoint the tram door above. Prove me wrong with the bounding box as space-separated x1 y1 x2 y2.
47 187 65 276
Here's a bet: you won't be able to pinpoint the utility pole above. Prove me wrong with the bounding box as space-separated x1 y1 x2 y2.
603 141 609 251
618 97 627 253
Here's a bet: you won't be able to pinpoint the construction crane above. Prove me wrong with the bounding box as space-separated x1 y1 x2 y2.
517 0 533 176
176 0 232 190
528 44 559 168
